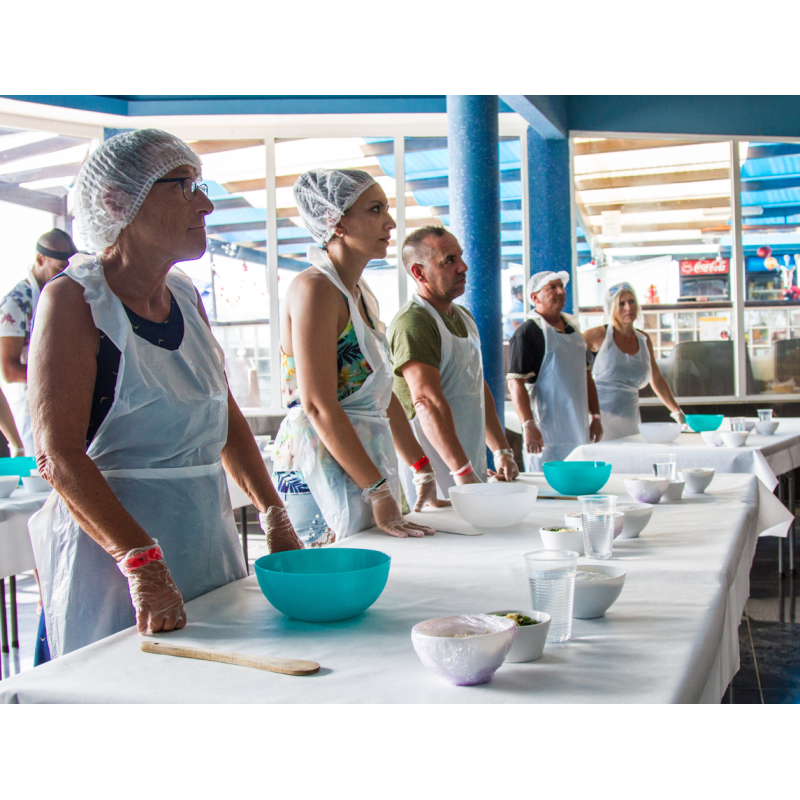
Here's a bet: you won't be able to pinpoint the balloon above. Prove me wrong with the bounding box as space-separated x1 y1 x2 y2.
757 245 772 258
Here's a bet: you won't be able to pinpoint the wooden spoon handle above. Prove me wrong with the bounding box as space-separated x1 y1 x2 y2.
141 641 320 675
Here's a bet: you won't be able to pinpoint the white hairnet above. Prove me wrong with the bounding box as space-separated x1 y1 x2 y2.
604 281 637 320
527 270 570 296
74 129 202 252
293 169 377 245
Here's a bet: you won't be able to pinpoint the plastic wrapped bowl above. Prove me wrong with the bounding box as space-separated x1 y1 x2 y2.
411 614 516 685
448 483 538 529
573 565 627 619
0 475 19 498
721 431 749 448
624 477 669 504
486 610 551 663
638 422 682 443
701 430 723 447
685 414 724 432
755 420 779 436
677 468 715 494
542 461 612 496
616 503 653 538
254 548 390 622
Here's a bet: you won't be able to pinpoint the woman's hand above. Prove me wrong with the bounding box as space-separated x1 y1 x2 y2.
411 466 451 512
118 548 187 635
259 506 304 552
367 483 435 537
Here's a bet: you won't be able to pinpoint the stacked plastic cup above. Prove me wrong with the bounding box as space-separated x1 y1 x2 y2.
579 494 617 560
524 550 578 642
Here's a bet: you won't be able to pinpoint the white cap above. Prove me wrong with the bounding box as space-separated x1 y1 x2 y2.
527 270 570 297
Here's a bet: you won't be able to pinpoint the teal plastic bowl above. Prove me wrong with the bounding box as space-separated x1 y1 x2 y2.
542 461 612 495
685 414 724 432
0 457 37 483
254 548 391 622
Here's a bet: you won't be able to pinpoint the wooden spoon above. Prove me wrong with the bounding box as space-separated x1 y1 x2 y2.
141 641 320 675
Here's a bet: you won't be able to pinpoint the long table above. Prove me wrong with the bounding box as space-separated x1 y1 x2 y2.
1 473 791 704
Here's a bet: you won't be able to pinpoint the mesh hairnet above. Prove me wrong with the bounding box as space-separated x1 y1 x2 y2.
604 281 637 320
293 169 377 244
73 129 202 252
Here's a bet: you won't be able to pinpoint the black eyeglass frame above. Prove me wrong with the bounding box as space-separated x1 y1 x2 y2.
153 177 209 202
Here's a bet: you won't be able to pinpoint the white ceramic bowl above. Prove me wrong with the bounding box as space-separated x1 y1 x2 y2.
624 477 669 504
448 483 538 529
701 430 723 447
411 614 516 686
541 525 584 555
486 610 551 663
638 422 682 444
562 511 625 539
0 475 19 498
616 503 653 538
677 468 715 494
661 480 685 502
21 475 51 493
721 431 749 448
755 420 779 436
573 565 627 619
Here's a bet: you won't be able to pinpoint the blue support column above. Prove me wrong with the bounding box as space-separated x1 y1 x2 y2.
446 95 503 424
527 129 573 312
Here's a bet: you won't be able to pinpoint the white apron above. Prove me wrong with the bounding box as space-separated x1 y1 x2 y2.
398 295 486 504
29 259 246 658
592 324 652 441
275 248 400 541
523 312 590 472
6 268 41 456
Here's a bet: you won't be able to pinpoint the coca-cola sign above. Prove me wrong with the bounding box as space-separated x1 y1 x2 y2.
680 259 729 276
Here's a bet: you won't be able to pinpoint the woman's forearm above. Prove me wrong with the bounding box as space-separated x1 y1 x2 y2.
651 370 681 413
0 389 23 449
387 393 426 467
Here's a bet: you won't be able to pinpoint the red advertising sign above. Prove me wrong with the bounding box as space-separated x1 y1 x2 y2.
679 258 729 276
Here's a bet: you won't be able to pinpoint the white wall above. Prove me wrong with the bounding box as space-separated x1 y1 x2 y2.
0 199 53 294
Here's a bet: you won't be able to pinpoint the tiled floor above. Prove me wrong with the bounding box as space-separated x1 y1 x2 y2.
3 511 799 702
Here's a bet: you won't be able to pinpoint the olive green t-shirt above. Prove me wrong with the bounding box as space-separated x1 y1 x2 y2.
388 300 474 420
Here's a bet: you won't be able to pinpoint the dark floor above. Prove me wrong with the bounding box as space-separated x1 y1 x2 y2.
722 532 800 703
3 510 800 701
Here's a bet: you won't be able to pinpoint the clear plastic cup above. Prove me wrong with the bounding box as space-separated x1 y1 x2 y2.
579 494 617 560
651 453 677 481
730 417 747 432
757 409 773 422
524 549 578 642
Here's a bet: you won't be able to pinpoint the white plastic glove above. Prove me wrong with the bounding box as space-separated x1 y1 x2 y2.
411 466 451 512
670 409 686 426
522 420 543 454
366 482 435 538
259 506 304 553
488 453 519 482
118 541 186 635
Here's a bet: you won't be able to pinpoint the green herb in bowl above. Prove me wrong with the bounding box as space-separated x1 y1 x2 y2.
492 612 539 627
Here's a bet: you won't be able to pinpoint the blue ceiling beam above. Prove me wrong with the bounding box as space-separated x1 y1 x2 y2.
499 95 567 139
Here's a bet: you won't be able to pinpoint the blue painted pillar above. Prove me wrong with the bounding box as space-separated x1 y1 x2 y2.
527 128 573 312
446 95 503 424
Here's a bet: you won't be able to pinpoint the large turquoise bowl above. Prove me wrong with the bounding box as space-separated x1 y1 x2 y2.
0 456 37 478
254 548 391 622
542 461 612 496
685 414 724 432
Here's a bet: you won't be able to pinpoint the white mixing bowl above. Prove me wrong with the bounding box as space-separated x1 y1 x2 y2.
721 431 749 448
677 468 715 494
449 483 538 529
755 420 779 436
616 503 653 538
638 422 682 444
573 565 627 619
0 475 19 498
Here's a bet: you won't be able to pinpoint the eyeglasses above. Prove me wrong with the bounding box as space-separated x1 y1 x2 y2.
154 177 209 202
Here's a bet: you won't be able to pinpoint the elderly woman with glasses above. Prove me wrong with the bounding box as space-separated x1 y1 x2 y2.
27 129 302 663
584 282 684 441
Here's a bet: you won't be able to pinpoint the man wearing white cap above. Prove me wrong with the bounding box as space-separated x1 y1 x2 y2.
507 270 603 471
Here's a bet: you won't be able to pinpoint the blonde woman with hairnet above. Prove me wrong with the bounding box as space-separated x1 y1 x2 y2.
272 169 443 545
584 282 684 441
27 129 302 663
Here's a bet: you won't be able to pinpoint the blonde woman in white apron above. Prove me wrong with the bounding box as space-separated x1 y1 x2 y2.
585 282 684 440
507 271 604 471
272 169 441 544
27 130 301 661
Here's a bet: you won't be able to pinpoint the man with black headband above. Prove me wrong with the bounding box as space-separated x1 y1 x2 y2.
0 228 78 455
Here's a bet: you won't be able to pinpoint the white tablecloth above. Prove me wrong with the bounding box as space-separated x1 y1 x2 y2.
0 489 50 579
568 421 800 497
1 473 789 704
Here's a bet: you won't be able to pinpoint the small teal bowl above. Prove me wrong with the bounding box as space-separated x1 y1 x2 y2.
685 414 724 432
542 461 612 495
254 548 391 622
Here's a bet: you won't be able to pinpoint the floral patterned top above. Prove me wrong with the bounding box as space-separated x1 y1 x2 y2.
0 276 35 344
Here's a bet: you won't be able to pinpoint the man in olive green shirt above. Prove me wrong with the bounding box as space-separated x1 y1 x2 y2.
388 226 517 503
